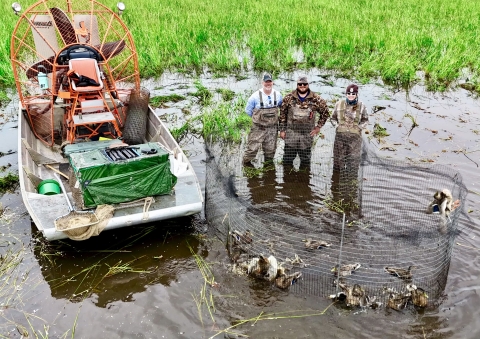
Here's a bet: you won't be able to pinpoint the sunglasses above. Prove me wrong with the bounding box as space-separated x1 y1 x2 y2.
346 92 357 96
297 83 308 86
268 95 272 105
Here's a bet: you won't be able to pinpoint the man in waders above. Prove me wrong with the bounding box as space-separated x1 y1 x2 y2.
279 76 329 168
243 73 283 166
330 83 369 216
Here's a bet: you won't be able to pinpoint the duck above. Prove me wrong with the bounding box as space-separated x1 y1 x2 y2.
264 255 278 281
384 266 416 281
231 229 253 245
245 257 259 275
387 293 409 311
407 284 428 307
275 271 302 289
338 283 367 307
285 254 307 268
331 263 361 277
304 238 332 250
246 254 270 279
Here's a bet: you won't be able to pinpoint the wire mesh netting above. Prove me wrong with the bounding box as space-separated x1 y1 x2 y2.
205 123 468 309
122 87 150 145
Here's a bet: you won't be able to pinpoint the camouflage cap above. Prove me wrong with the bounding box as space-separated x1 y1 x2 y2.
297 76 308 83
346 84 358 94
263 73 273 82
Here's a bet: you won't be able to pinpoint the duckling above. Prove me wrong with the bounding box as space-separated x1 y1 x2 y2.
304 238 332 250
264 255 278 281
231 229 253 245
331 263 361 277
387 293 409 311
384 266 416 281
407 284 428 307
275 271 302 289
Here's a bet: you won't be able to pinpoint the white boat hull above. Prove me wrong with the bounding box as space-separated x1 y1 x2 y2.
18 105 203 241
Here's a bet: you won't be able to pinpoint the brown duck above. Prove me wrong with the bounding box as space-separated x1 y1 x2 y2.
231 229 253 245
384 266 416 281
407 284 428 307
387 293 409 311
275 271 302 289
332 263 361 277
304 238 331 250
338 283 367 307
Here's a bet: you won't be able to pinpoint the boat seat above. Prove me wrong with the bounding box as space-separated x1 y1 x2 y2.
68 58 103 92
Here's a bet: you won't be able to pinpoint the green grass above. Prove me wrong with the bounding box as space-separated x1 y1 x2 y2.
149 94 186 107
2 0 480 90
191 81 213 106
216 88 236 101
202 97 251 143
0 172 19 193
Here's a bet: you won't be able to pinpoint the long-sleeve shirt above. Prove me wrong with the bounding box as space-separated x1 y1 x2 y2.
245 89 283 117
279 90 330 131
331 100 369 130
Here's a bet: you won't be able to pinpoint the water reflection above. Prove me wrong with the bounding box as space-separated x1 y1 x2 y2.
279 166 315 215
33 218 201 308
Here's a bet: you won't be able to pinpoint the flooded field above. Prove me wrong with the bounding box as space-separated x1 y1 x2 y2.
1 70 479 338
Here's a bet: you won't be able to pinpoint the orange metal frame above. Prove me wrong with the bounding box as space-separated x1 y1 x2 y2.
10 0 141 146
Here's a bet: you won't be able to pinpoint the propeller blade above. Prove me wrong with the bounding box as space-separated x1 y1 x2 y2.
50 7 77 46
26 41 126 78
98 40 126 60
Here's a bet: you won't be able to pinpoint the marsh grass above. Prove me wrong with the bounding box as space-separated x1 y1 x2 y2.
43 225 157 300
191 81 213 106
188 243 217 326
169 116 201 143
4 0 480 90
0 230 63 338
0 172 19 193
373 123 390 138
242 162 275 179
0 90 8 107
215 88 235 101
149 94 186 108
202 97 251 143
208 304 336 339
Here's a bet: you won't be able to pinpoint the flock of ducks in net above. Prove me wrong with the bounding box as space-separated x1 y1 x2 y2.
229 229 428 310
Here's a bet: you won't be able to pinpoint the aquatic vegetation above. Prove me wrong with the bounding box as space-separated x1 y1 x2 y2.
0 89 9 107
191 81 213 106
202 97 251 143
188 243 217 326
373 123 390 138
169 116 201 143
149 94 186 107
0 172 19 193
216 88 235 101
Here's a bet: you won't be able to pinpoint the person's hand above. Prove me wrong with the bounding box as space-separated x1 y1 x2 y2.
310 126 321 137
280 131 286 139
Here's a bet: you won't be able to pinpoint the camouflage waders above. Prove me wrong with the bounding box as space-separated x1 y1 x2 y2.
333 100 362 171
243 91 279 164
283 104 315 167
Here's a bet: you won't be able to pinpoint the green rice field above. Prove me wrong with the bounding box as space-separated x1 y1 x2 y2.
1 0 480 91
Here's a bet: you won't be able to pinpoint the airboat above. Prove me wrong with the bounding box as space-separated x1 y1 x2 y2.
10 0 203 241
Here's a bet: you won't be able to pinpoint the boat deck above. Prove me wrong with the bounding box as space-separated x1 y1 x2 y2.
19 106 203 241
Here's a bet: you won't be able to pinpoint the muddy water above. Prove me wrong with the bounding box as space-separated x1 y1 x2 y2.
0 71 479 338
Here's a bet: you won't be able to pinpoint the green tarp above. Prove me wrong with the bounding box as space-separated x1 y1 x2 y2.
69 142 177 208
